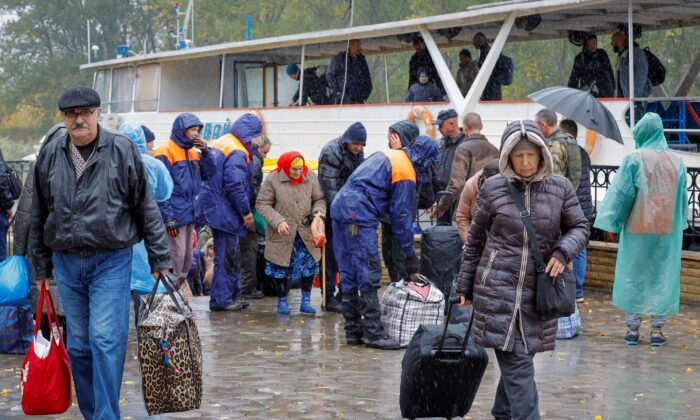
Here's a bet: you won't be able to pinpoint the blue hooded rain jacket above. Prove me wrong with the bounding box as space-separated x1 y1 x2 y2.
199 114 262 236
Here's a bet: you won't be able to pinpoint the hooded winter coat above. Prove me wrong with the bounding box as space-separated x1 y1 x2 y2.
318 137 365 209
199 114 262 237
456 120 590 354
154 113 205 226
389 120 420 148
405 81 444 103
331 136 439 259
594 113 687 316
326 51 372 104
568 46 615 98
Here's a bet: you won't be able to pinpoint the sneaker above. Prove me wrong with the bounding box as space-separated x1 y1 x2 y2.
576 296 584 303
650 330 667 347
242 290 265 300
624 330 640 345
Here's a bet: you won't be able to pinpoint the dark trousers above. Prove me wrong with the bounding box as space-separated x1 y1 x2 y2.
492 330 540 420
209 229 242 309
323 218 339 300
380 222 407 283
240 231 259 294
333 220 382 294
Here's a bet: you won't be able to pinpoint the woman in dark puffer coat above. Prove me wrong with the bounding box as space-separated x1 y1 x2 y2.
456 120 589 420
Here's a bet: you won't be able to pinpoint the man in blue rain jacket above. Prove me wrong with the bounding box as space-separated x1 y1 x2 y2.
331 136 439 350
199 114 263 311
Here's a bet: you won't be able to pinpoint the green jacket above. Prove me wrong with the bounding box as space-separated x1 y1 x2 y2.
546 129 581 190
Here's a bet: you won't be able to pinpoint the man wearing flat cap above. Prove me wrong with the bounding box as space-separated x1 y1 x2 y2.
430 108 466 224
29 86 170 419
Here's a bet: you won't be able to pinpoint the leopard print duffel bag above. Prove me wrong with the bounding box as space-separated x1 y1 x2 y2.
137 276 202 415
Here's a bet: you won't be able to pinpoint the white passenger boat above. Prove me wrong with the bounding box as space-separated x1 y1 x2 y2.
79 0 700 167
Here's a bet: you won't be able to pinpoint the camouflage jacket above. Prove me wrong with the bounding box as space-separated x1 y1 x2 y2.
547 129 581 191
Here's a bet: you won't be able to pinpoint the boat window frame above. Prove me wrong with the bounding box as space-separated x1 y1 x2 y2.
133 63 161 112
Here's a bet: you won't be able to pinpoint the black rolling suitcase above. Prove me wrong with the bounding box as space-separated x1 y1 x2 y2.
399 297 488 419
418 224 462 298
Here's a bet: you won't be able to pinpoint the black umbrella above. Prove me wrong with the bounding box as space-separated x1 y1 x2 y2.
528 86 623 144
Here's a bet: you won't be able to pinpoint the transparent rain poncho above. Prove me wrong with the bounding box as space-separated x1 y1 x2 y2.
594 113 688 316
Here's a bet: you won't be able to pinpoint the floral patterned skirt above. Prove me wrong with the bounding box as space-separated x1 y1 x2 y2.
264 235 319 280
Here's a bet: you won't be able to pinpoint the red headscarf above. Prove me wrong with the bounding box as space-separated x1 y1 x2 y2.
275 151 308 185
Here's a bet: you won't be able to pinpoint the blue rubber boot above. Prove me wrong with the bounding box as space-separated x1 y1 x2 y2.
277 296 290 315
300 290 316 315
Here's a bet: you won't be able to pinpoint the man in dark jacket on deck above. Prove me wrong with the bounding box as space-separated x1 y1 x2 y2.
473 32 505 101
568 34 615 98
318 122 366 312
30 87 170 419
326 40 372 105
287 64 331 105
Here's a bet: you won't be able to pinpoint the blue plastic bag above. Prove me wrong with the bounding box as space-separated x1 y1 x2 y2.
0 255 31 306
131 242 166 294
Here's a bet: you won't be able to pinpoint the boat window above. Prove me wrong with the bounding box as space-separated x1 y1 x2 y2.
93 70 111 113
111 67 134 113
134 64 160 112
160 56 221 111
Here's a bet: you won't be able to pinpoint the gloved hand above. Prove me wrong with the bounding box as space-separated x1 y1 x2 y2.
165 220 179 238
407 255 420 274
193 138 208 153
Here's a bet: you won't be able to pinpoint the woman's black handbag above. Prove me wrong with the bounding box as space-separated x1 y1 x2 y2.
507 182 575 318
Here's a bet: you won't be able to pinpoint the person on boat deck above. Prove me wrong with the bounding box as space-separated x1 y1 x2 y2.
559 119 593 303
568 33 615 98
430 108 466 224
317 122 366 312
408 38 443 94
240 135 272 301
198 114 263 311
382 120 420 285
256 151 326 315
326 39 372 105
405 69 444 103
331 136 439 350
433 112 499 222
456 48 479 96
286 63 331 106
154 112 209 290
594 113 687 347
472 32 505 101
611 30 651 118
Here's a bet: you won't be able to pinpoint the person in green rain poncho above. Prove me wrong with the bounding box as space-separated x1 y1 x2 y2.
594 113 688 347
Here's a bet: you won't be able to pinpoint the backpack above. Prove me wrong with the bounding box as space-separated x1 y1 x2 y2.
644 47 666 86
3 165 21 200
495 55 514 86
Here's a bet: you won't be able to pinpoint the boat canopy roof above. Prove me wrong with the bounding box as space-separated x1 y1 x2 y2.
81 0 700 71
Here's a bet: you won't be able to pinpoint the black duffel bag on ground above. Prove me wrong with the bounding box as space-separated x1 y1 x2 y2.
507 182 575 318
399 297 488 419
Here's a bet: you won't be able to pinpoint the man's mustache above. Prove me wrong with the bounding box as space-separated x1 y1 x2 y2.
71 124 89 129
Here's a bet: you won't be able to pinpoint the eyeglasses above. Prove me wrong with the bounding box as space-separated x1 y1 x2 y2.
62 108 99 120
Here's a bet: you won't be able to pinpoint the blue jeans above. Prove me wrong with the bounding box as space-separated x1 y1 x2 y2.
53 248 132 420
572 248 587 298
0 213 8 262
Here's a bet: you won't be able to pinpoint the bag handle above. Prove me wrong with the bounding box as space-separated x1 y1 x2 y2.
34 284 62 339
436 297 475 358
142 274 185 320
506 181 547 273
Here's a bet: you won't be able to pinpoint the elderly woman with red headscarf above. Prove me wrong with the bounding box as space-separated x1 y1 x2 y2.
256 151 326 315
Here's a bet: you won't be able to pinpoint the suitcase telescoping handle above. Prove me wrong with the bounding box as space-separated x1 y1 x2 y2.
436 297 475 358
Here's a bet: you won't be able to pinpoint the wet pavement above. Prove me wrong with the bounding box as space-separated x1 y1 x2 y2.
1 289 700 419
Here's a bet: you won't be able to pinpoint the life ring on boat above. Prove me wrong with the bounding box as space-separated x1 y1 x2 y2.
251 109 266 135
407 105 436 138
584 128 597 156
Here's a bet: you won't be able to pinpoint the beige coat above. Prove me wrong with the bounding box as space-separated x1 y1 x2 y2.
455 169 483 244
255 170 326 267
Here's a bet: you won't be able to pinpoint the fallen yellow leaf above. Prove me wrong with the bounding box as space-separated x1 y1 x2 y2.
299 319 305 324
0 389 8 395
598 332 606 337
595 416 603 420
687 367 693 373
682 343 688 350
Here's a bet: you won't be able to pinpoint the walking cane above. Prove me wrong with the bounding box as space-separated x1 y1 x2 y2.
321 246 327 308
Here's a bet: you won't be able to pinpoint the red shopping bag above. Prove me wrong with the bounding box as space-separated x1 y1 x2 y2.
20 285 72 415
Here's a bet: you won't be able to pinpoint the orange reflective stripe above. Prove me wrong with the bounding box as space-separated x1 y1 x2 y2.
153 139 200 166
211 134 251 163
382 149 416 184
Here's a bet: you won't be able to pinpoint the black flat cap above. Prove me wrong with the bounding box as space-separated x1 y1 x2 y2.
58 87 101 111
433 108 458 126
